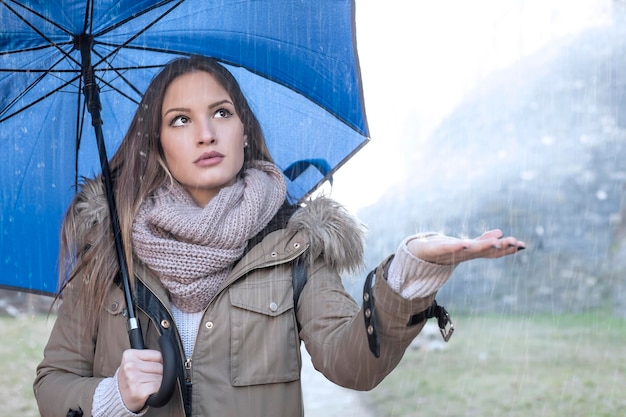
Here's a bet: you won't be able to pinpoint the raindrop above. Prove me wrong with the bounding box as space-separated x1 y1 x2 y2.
541 135 555 146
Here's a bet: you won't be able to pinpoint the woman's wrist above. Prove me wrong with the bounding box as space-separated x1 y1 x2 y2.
386 235 456 299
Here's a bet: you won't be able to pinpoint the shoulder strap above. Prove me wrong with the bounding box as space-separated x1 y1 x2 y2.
292 258 307 307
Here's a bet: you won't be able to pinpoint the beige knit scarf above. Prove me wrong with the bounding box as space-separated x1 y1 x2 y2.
132 161 286 312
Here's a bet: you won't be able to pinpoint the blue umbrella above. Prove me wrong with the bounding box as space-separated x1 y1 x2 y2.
0 0 370 297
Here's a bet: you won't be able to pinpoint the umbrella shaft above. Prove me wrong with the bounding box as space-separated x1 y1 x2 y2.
77 34 102 125
78 33 142 349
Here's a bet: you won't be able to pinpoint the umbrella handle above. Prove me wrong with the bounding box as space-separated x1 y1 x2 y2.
129 325 177 408
145 334 178 408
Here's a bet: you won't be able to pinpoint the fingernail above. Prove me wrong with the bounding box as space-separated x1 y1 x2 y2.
492 245 501 249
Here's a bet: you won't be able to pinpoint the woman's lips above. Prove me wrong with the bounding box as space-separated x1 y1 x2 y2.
194 151 224 166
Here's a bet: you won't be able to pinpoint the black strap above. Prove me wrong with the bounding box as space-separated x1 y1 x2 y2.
362 268 455 358
292 258 307 308
407 300 455 342
66 407 83 417
135 280 191 416
362 269 380 358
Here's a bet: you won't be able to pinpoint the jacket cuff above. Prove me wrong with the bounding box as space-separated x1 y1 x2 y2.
386 235 456 299
375 256 437 323
362 256 438 357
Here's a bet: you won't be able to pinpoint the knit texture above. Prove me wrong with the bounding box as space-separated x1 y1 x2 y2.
171 305 203 358
92 369 147 417
132 161 286 312
387 234 457 299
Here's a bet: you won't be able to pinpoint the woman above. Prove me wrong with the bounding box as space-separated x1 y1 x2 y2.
34 56 524 417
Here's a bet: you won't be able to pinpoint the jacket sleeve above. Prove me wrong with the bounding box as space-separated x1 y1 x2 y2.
297 255 436 391
33 278 105 416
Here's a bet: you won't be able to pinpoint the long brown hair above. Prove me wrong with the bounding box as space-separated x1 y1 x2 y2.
59 56 274 329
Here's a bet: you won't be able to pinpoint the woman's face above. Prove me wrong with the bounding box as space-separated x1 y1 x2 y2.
160 70 246 207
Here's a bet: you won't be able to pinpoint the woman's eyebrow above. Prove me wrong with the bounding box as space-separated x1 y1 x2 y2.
163 107 190 116
163 100 233 116
208 99 233 109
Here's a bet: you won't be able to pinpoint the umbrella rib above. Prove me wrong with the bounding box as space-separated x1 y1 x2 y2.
75 77 85 191
0 67 76 73
2 0 73 36
93 0 180 38
91 48 143 100
0 53 79 120
92 0 185 68
1 0 80 68
96 76 141 105
0 42 74 57
0 72 47 117
0 74 80 124
82 0 93 35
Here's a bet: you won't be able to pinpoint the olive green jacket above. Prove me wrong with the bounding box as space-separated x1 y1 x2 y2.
34 190 435 417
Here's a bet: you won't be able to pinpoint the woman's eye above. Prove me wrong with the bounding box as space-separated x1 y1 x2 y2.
214 108 233 119
169 115 190 127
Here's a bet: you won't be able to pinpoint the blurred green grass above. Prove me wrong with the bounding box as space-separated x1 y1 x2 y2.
0 314 54 417
368 312 626 417
3 312 625 416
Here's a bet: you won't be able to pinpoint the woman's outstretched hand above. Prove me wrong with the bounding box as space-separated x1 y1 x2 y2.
407 229 525 265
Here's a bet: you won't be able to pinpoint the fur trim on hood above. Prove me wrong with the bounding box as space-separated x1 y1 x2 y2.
287 197 366 275
69 178 113 252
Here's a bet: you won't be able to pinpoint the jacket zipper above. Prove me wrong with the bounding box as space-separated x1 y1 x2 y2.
184 358 193 383
183 357 193 415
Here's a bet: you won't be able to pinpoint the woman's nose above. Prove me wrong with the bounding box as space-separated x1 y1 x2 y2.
198 119 217 145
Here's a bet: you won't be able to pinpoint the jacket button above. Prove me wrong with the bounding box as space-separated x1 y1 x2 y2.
269 302 278 312
365 308 371 318
363 293 370 302
293 242 301 249
161 319 170 329
367 325 374 335
205 321 214 329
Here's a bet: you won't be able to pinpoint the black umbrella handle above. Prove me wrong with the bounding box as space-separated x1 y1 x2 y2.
145 334 178 408
129 326 177 408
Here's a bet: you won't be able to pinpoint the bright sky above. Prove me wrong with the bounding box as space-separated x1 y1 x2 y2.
330 0 613 211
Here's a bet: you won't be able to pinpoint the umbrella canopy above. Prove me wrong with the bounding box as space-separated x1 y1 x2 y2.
0 0 369 296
